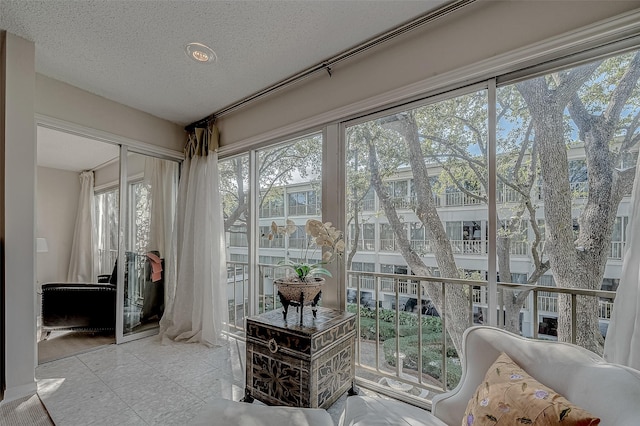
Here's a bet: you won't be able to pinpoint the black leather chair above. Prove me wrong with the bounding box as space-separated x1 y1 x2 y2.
41 283 116 339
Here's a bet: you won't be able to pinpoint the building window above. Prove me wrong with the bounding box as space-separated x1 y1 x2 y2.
259 194 284 218
385 180 409 209
349 223 375 251
351 262 375 272
610 216 628 259
362 187 375 211
229 224 248 247
568 159 588 197
288 190 321 216
410 222 432 254
380 223 405 252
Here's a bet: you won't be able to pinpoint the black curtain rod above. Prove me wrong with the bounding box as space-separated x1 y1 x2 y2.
185 114 215 132
185 0 474 126
212 0 475 118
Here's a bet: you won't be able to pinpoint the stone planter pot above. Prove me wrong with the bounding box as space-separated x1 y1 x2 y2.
274 277 324 324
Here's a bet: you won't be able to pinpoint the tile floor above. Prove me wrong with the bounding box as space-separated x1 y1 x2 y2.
35 334 353 425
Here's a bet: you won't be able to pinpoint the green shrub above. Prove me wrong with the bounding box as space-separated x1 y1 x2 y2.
348 302 461 387
356 317 402 341
382 335 461 389
347 303 444 329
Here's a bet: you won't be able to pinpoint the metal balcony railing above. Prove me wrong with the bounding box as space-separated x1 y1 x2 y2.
610 241 625 260
362 198 375 211
354 238 375 251
444 190 484 206
224 262 617 411
287 204 321 216
450 239 485 254
354 238 622 260
259 206 284 218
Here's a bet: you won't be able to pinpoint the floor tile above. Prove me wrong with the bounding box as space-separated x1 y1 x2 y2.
36 334 349 425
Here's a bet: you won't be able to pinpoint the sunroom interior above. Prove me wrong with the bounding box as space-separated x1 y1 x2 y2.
2 0 640 420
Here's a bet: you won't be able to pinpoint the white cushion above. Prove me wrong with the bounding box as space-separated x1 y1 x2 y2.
339 396 447 426
190 398 333 426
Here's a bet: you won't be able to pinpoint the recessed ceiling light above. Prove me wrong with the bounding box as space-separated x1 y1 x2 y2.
185 42 217 64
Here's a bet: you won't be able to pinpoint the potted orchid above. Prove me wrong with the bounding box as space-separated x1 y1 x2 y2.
269 219 345 282
267 219 344 322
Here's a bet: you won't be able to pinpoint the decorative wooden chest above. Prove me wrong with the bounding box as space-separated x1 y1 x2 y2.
243 307 357 409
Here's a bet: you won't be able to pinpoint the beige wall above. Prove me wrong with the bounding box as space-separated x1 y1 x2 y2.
216 1 640 147
2 32 37 402
36 167 80 284
35 74 185 152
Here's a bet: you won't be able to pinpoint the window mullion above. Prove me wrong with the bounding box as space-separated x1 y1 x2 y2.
487 78 498 327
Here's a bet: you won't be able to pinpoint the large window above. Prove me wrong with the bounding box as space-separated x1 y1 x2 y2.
346 88 489 291
345 88 489 383
218 35 639 363
497 49 639 351
219 154 250 323
94 179 151 276
257 134 322 262
340 46 639 364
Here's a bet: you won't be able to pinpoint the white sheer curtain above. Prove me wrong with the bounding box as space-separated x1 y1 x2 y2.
159 124 227 347
604 164 640 370
67 171 96 282
145 157 179 258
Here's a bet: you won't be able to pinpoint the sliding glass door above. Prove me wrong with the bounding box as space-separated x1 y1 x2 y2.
117 149 179 342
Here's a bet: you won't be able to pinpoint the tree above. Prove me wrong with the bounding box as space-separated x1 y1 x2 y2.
220 136 323 238
346 50 640 354
345 144 374 270
516 52 640 352
347 116 471 353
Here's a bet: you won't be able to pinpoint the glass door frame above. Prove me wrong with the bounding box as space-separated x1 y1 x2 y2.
115 145 182 344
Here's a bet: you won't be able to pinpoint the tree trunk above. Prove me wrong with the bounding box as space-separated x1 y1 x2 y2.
224 158 248 232
517 58 639 353
497 234 525 333
367 119 469 354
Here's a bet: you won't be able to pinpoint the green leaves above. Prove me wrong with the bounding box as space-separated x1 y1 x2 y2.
273 219 344 281
277 261 333 281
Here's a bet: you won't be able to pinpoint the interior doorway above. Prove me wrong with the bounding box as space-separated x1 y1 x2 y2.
36 124 120 363
35 118 182 362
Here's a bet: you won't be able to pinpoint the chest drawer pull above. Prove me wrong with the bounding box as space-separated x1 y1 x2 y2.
268 338 279 353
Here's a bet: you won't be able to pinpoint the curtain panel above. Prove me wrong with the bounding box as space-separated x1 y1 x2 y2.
145 157 179 259
160 124 227 347
604 164 640 370
67 170 96 282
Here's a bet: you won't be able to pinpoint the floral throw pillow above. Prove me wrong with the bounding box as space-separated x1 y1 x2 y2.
462 352 600 425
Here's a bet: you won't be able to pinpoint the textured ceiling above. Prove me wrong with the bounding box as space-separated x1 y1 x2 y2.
1 0 448 126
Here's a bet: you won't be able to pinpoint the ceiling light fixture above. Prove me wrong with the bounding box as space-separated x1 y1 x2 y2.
184 42 217 64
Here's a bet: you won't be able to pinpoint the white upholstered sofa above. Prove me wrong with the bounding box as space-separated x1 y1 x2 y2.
339 325 640 426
